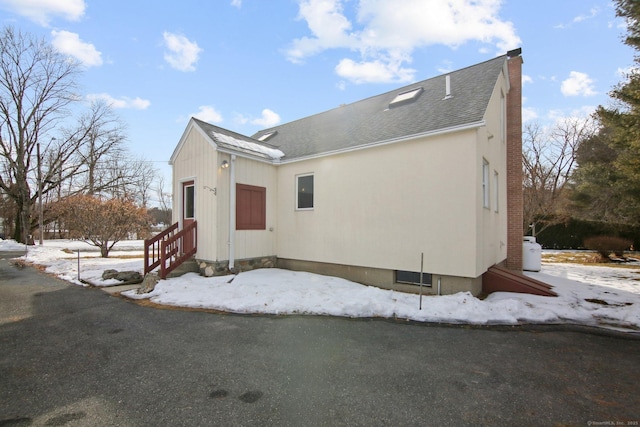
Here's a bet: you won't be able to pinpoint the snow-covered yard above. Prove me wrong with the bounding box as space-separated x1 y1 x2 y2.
2 239 640 332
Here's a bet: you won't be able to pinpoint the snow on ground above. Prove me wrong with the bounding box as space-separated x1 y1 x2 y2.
1 239 144 286
2 239 640 331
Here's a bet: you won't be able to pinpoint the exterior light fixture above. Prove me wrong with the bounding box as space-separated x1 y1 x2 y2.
221 160 229 169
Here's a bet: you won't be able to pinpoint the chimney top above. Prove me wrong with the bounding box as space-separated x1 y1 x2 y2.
507 48 522 58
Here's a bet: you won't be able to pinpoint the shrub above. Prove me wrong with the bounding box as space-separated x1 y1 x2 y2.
54 195 150 257
583 236 633 259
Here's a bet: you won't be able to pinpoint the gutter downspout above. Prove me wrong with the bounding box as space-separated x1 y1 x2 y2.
229 154 236 271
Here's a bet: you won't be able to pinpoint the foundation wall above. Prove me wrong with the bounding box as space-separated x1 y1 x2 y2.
197 256 277 277
277 258 483 296
195 256 483 296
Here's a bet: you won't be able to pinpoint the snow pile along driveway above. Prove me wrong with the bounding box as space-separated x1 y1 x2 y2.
124 265 640 331
2 239 640 331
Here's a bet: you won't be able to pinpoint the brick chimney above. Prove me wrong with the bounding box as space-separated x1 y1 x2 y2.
505 48 523 271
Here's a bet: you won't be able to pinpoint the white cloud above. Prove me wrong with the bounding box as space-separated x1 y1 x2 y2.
0 0 85 26
285 0 521 84
617 66 639 83
251 109 281 127
191 106 223 123
547 106 597 124
436 60 454 74
335 58 415 84
286 0 357 64
522 75 533 85
87 93 150 110
556 7 599 29
234 109 282 128
522 107 538 123
234 113 249 125
162 32 202 72
51 30 102 67
573 7 599 23
561 71 597 97
230 0 242 8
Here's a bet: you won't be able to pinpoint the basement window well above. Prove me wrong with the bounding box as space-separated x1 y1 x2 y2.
396 270 432 286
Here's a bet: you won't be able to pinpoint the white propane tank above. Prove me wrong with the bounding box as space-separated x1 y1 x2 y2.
523 236 542 272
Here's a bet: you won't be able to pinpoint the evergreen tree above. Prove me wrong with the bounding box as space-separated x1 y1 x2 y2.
571 0 640 226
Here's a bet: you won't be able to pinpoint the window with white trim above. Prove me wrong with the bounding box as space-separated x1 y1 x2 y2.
296 174 314 210
184 183 195 219
494 171 499 213
500 90 506 143
482 159 490 209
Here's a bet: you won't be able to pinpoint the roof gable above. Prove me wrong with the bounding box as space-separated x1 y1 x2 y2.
171 118 284 165
253 55 508 161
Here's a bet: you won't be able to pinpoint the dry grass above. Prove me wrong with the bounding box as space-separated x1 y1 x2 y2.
107 254 144 259
542 251 640 269
542 252 603 264
59 246 143 259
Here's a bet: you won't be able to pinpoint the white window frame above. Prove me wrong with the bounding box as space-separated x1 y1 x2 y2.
183 182 195 220
500 90 506 144
482 159 490 209
296 173 314 211
390 87 423 105
494 170 499 213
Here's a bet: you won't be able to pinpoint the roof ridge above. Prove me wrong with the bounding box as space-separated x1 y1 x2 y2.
254 54 508 136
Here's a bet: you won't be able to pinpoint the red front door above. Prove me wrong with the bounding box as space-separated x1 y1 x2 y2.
182 181 195 252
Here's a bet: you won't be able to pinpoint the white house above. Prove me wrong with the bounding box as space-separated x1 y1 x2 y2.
168 50 530 296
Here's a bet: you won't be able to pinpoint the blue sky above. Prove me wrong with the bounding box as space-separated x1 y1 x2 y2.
0 0 633 204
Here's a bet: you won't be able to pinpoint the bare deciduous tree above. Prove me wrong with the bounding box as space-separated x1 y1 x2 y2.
151 174 172 225
0 26 164 242
0 26 80 242
72 100 128 195
523 117 596 236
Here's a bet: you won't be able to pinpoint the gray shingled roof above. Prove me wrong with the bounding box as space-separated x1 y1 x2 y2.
191 118 283 160
252 55 508 160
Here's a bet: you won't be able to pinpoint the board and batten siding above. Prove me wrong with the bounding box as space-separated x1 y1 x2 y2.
215 154 278 262
172 126 219 262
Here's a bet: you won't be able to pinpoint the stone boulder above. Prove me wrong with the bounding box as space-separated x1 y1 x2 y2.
102 269 143 282
137 273 159 294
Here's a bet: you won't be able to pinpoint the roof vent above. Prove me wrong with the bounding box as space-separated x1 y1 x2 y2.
389 87 423 107
443 75 453 100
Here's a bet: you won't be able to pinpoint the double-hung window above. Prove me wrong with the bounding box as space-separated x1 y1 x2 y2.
296 174 314 210
494 171 499 213
482 159 490 209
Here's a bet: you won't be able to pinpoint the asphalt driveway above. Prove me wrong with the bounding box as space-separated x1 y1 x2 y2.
1 251 639 426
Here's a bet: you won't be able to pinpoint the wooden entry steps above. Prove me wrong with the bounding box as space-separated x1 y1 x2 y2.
144 221 197 279
482 265 557 297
